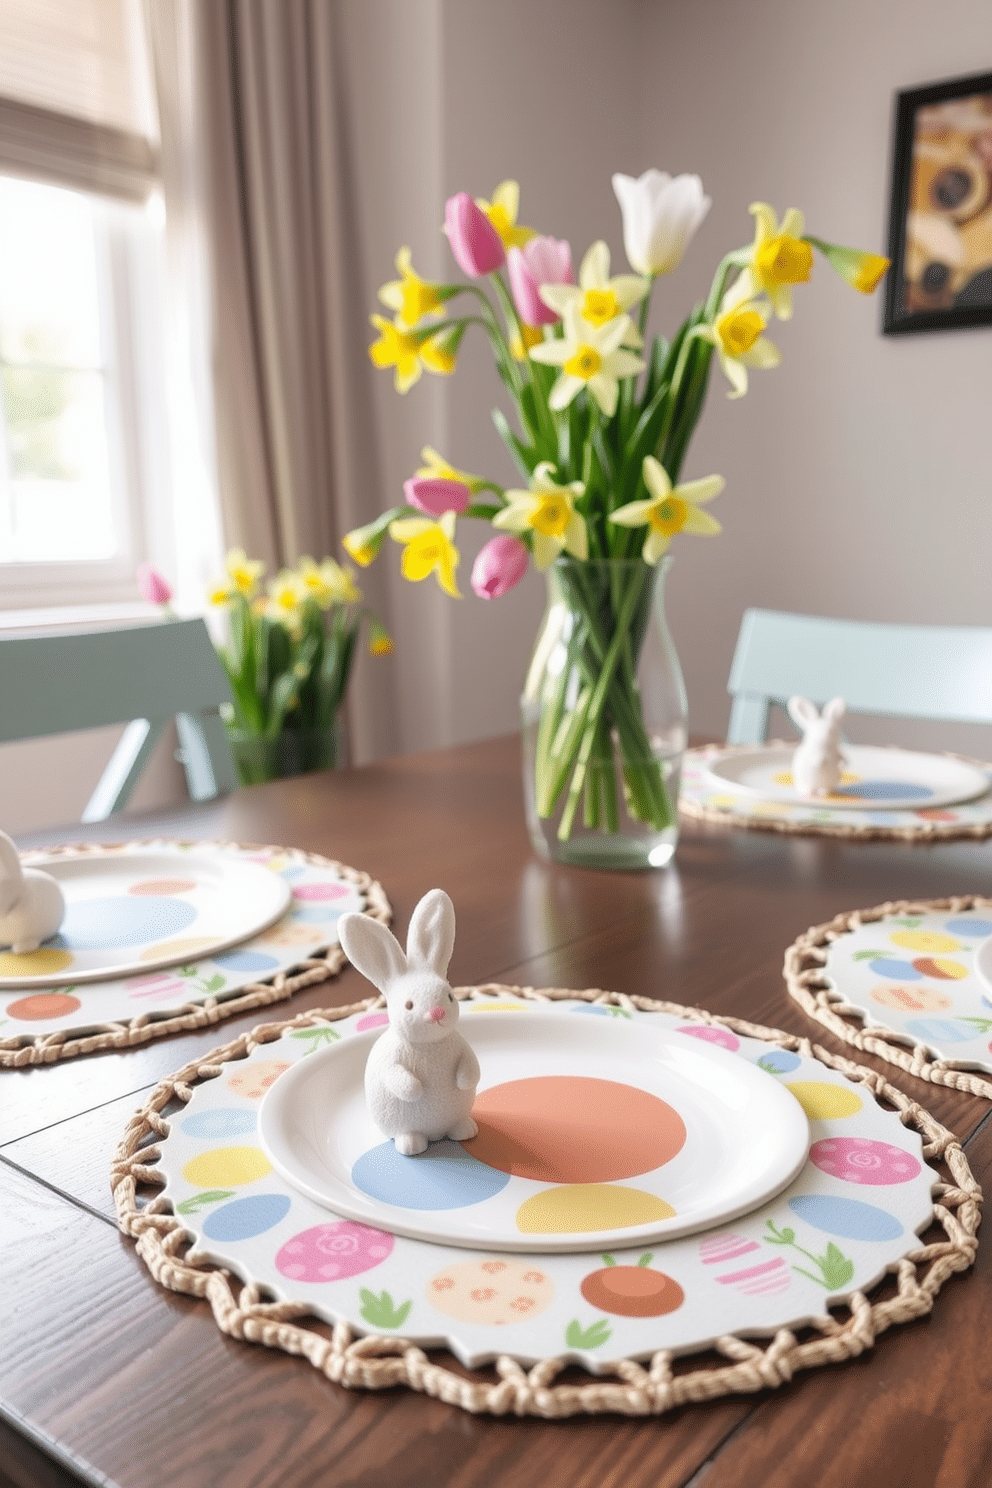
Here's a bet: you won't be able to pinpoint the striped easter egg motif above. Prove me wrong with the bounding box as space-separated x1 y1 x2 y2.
699 1232 761 1266
713 1256 791 1297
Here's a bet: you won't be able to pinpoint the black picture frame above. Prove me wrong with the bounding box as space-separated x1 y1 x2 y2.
883 68 992 334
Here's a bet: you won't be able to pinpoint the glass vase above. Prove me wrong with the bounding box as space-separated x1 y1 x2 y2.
228 722 338 787
521 556 687 869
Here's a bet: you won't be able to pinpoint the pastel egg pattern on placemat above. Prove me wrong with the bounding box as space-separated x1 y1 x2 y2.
153 996 939 1370
0 842 370 1046
823 905 992 1074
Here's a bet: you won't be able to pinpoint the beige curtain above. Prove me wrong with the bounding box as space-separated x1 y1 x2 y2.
149 0 402 760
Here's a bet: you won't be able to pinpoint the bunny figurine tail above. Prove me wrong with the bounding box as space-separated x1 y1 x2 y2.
339 890 481 1153
0 830 65 953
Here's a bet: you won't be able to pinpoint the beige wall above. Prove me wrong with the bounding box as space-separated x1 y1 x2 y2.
633 0 992 753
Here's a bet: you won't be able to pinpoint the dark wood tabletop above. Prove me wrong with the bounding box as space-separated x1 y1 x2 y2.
3 732 992 1488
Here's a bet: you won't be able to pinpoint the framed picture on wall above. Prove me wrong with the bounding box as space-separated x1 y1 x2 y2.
883 69 992 334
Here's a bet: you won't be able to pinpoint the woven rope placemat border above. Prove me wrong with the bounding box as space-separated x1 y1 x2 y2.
679 744 992 842
112 984 980 1419
0 841 390 1069
785 894 992 1102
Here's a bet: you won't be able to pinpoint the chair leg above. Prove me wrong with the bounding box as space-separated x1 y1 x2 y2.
175 712 236 799
82 719 166 821
727 695 770 745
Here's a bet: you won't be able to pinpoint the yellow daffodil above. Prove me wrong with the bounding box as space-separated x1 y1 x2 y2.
267 569 305 622
529 303 645 417
389 509 461 597
419 324 462 375
368 618 394 656
805 237 890 294
538 240 648 346
739 203 813 319
342 521 386 567
368 314 425 392
510 322 544 360
697 279 781 399
475 180 535 249
416 446 485 493
610 456 723 564
215 547 265 601
297 556 361 608
492 462 587 570
377 246 446 328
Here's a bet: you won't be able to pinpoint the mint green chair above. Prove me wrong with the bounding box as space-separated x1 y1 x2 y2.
727 608 992 744
0 619 236 821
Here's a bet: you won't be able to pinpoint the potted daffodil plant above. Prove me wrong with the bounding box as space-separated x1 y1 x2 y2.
347 171 888 867
206 550 391 785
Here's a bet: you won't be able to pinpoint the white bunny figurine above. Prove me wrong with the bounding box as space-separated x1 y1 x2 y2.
337 888 480 1156
0 829 65 953
787 696 847 797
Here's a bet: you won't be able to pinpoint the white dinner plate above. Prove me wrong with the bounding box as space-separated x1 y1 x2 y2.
0 847 291 987
258 1011 810 1253
975 937 992 1001
702 745 990 812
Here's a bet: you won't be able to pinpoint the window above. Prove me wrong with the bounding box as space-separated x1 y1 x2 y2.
0 173 167 605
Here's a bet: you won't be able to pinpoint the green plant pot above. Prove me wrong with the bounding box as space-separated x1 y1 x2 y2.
228 724 338 786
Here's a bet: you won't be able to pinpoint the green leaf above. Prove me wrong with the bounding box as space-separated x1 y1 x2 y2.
601 1253 616 1267
359 1289 412 1329
565 1318 613 1350
290 1027 341 1051
176 1189 235 1214
492 408 537 479
958 1018 992 1033
852 950 887 961
638 1253 654 1268
202 974 226 993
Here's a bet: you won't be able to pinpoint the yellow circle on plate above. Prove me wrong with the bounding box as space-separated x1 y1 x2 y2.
182 1146 272 1187
515 1184 675 1234
466 1002 527 1013
0 948 74 977
889 930 960 954
786 1081 862 1120
140 936 218 963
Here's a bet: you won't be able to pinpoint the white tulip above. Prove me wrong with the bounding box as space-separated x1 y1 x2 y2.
612 170 712 276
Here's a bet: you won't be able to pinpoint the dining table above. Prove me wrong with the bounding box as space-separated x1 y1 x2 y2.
2 730 992 1488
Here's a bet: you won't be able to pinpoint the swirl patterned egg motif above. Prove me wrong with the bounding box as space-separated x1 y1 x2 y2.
810 1137 921 1185
276 1221 394 1282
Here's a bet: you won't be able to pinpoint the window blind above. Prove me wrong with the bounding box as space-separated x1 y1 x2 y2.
0 0 158 202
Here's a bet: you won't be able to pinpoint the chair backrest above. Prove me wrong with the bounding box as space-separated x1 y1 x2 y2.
727 608 992 744
0 619 236 819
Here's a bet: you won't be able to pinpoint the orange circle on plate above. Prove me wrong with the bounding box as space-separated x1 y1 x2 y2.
465 1076 685 1183
6 992 81 1020
128 879 197 896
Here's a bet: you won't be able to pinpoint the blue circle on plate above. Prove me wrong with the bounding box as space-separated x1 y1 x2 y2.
757 1049 801 1074
202 1193 291 1241
904 1018 977 1045
870 958 923 981
58 896 197 950
945 917 992 938
212 949 280 974
569 1004 612 1017
835 781 932 802
291 905 341 925
181 1108 258 1140
351 1139 510 1210
788 1194 903 1242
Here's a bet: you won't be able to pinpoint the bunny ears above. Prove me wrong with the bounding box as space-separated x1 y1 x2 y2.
787 696 846 730
338 888 456 994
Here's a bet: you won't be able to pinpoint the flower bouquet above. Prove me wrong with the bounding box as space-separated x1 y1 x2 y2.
205 550 391 784
347 173 887 865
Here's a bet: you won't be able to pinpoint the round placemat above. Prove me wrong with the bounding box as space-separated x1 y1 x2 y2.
113 986 979 1418
786 896 992 1101
680 744 992 841
0 841 390 1067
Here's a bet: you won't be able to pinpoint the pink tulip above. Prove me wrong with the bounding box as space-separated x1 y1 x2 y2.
471 534 529 599
444 192 505 277
507 237 574 325
136 562 173 605
404 476 471 516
